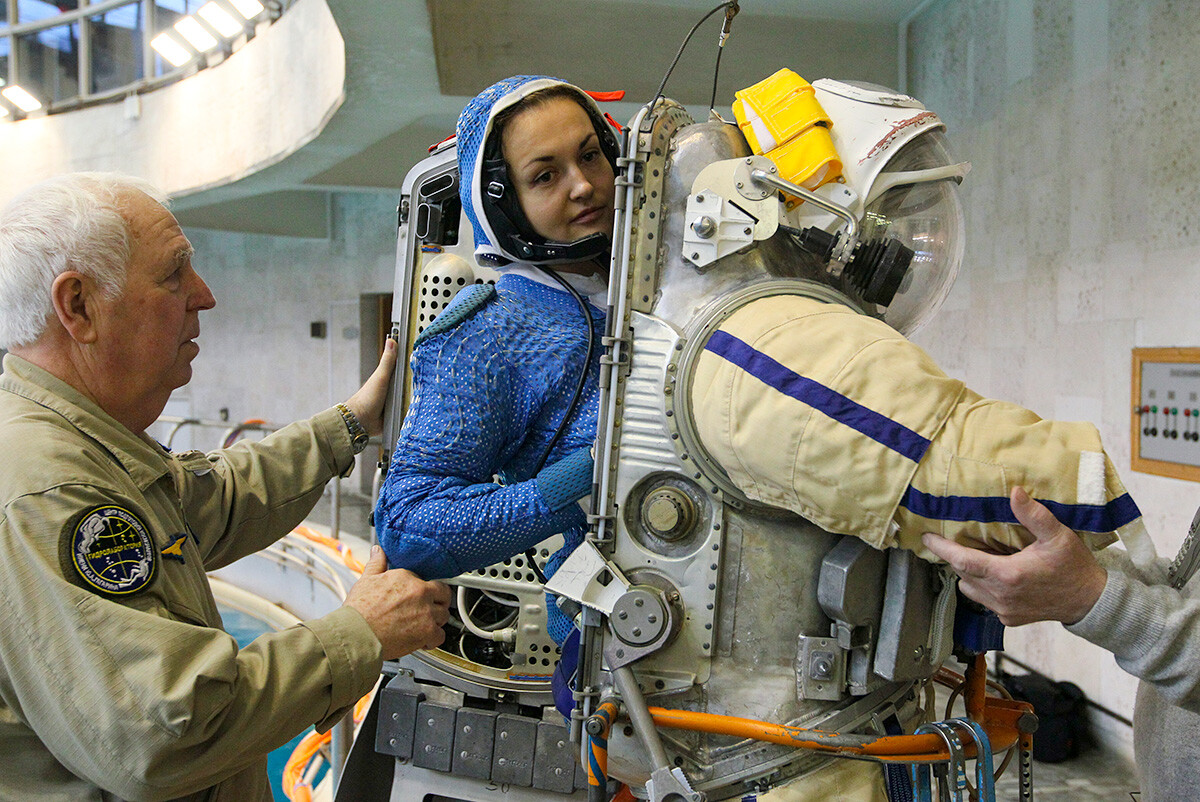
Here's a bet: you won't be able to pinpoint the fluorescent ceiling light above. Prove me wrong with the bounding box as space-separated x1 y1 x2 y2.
228 0 265 20
174 17 219 52
151 32 194 67
198 2 243 37
2 85 42 113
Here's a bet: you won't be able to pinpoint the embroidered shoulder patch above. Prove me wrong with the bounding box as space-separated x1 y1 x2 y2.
63 505 158 598
161 533 188 563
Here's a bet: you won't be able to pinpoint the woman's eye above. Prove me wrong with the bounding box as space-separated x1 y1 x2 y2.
533 171 552 185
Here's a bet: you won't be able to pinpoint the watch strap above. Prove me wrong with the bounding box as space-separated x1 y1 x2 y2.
335 403 370 455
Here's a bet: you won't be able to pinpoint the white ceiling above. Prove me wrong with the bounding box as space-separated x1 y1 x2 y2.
173 0 937 235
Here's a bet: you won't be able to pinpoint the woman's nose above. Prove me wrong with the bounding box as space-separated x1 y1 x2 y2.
568 167 594 200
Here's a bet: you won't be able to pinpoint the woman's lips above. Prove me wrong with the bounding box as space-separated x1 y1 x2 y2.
572 206 603 225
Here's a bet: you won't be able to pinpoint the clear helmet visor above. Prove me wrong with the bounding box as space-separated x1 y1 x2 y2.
857 130 966 335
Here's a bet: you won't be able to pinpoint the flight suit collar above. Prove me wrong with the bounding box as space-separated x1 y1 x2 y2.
0 354 170 490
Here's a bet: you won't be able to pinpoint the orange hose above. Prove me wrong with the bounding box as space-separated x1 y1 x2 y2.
613 785 636 802
281 689 377 800
276 521 372 800
647 670 1031 766
223 418 267 448
647 707 951 762
282 729 325 801
292 525 365 574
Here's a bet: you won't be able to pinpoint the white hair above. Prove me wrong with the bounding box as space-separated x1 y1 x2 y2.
0 172 170 349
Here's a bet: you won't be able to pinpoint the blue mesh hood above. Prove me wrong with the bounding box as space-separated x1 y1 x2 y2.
456 75 610 268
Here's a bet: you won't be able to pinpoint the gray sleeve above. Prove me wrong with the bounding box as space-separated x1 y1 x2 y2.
1067 563 1200 713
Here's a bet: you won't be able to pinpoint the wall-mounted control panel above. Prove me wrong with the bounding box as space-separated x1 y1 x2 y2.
1132 348 1200 481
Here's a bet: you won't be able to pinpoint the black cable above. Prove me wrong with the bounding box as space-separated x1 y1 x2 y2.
533 265 596 474
521 265 597 586
709 41 725 113
646 2 735 118
710 2 738 112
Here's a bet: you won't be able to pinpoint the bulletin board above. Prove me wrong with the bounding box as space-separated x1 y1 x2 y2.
1131 347 1200 482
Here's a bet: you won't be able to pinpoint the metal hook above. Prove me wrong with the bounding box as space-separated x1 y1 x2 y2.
915 721 969 802
949 717 997 802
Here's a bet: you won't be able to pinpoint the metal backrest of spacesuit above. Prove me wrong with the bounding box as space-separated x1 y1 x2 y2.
381 142 570 692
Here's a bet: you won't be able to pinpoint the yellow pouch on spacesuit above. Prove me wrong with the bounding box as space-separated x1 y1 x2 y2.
733 69 843 203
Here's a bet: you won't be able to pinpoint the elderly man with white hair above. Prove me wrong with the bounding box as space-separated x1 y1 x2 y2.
0 172 451 801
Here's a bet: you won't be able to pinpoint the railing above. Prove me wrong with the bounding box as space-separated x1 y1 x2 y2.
152 413 379 541
0 0 294 119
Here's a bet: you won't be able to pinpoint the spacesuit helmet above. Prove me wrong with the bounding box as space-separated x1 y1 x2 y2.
456 75 622 268
806 78 969 334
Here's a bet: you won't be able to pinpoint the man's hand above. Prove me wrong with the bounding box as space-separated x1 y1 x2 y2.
344 545 451 660
343 337 398 437
922 486 1108 626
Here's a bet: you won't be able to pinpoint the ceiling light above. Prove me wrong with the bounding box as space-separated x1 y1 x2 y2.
2 85 42 113
228 0 265 21
198 2 243 37
174 17 218 52
151 32 194 67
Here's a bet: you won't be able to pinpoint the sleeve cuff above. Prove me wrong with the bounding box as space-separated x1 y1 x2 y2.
535 447 593 511
313 407 358 478
1066 568 1164 658
302 605 383 731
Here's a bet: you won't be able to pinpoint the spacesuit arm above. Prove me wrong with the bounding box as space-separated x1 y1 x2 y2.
1067 564 1200 713
693 294 1136 559
374 333 591 580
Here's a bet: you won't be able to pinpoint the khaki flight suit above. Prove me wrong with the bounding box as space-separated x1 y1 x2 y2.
0 355 382 801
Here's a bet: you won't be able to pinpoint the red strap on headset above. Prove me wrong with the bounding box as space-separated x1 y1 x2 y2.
427 133 456 153
584 90 626 102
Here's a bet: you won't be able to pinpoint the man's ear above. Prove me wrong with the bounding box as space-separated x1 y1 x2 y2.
50 271 100 344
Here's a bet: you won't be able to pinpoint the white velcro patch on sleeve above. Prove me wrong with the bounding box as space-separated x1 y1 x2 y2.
1077 451 1106 506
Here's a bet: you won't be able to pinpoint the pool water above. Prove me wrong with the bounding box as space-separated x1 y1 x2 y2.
221 606 329 801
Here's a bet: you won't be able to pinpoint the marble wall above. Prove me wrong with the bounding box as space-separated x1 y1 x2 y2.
166 190 398 506
908 0 1200 758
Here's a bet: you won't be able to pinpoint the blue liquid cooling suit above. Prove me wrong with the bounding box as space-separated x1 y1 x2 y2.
375 273 602 642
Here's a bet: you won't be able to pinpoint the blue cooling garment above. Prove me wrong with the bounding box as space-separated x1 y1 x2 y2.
375 274 601 643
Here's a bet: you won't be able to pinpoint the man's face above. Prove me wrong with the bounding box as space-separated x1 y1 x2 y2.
92 191 215 427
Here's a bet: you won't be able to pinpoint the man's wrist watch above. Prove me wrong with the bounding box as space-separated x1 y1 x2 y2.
336 403 370 455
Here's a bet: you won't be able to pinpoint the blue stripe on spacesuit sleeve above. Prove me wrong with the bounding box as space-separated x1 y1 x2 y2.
900 487 1143 533
704 329 931 464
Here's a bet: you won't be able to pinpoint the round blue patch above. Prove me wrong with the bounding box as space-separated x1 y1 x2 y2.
68 505 158 598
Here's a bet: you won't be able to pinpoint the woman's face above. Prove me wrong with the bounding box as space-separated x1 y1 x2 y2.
501 96 616 250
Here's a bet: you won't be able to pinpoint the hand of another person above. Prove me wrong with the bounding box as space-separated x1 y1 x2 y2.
922 486 1108 626
343 337 398 437
344 545 451 660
